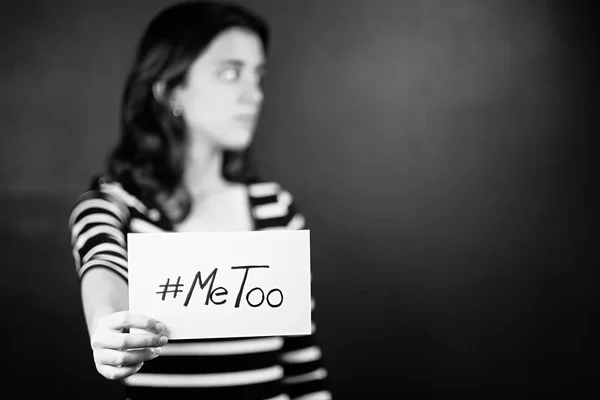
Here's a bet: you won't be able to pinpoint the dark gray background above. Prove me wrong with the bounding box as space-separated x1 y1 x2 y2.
1 0 595 398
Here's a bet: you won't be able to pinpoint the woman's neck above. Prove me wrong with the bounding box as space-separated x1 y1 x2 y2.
184 146 228 200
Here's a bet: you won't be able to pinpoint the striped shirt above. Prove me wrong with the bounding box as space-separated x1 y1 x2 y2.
68 176 331 400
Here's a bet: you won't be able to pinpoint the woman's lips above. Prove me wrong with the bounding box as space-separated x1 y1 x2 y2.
234 114 257 124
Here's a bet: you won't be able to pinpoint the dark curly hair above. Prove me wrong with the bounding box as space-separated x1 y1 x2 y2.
106 1 270 223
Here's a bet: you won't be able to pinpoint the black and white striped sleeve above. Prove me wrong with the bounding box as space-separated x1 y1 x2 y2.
277 187 332 400
68 189 130 282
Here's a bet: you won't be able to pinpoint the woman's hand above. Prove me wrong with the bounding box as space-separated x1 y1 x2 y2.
90 310 168 380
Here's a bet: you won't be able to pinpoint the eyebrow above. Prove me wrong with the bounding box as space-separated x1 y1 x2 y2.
217 59 266 73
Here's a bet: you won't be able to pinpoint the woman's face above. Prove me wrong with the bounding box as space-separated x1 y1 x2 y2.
172 27 265 151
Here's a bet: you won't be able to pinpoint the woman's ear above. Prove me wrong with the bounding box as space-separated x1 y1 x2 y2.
168 85 184 109
152 81 167 103
154 81 183 111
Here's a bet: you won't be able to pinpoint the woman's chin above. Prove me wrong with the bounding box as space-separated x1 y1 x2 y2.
221 131 254 151
221 139 252 152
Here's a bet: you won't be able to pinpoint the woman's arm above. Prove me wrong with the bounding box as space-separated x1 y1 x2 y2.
69 188 167 380
80 268 128 337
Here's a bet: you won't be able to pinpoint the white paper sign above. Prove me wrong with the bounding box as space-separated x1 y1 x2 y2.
127 230 311 340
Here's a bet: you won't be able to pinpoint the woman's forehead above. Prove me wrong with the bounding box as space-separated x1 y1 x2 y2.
195 27 265 67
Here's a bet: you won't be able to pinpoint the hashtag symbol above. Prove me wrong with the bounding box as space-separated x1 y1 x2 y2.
156 276 184 301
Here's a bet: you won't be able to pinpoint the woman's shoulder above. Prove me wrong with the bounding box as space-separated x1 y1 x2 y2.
247 179 283 198
69 175 150 225
246 178 298 207
246 178 306 230
246 175 301 195
72 175 146 206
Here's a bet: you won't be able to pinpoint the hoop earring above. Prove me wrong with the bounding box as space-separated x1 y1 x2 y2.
173 107 182 117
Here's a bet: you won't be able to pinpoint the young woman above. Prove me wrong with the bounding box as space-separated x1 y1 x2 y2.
68 2 330 399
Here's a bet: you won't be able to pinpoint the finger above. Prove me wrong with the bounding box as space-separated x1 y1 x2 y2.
97 362 144 380
92 330 168 350
102 311 165 333
95 347 161 367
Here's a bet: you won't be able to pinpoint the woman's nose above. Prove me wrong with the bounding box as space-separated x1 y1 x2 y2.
240 82 263 106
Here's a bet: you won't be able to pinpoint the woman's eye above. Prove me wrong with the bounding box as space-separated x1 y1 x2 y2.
219 68 240 82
